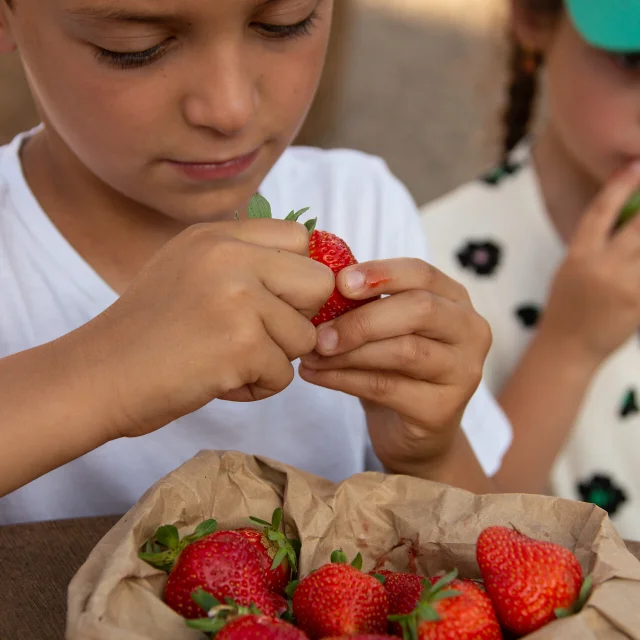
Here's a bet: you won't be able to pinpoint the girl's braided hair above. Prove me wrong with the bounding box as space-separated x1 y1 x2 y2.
503 0 562 159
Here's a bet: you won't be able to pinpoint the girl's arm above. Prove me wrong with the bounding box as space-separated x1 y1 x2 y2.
495 163 640 494
495 329 598 494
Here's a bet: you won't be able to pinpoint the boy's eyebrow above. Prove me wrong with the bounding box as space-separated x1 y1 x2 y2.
67 0 280 23
66 4 179 24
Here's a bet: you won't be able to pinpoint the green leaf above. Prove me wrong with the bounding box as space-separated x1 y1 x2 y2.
249 516 272 527
304 218 317 234
428 569 458 596
555 606 571 619
191 588 220 614
351 553 363 571
418 605 441 623
371 573 387 585
284 207 310 223
429 589 462 603
185 617 227 633
272 508 283 531
285 580 300 598
331 549 348 564
619 190 640 227
193 519 218 538
267 530 281 542
154 525 180 549
247 193 272 219
272 546 289 570
137 549 177 573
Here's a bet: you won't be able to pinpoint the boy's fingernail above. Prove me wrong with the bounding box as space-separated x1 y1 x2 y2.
632 160 640 173
317 327 339 353
344 269 366 291
300 353 319 369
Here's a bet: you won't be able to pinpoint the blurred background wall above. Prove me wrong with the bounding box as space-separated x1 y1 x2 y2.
0 0 508 205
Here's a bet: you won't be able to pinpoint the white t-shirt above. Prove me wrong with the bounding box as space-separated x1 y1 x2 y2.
0 129 511 524
420 144 640 540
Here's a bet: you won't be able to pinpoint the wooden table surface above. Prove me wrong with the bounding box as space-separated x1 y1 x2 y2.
1 516 639 640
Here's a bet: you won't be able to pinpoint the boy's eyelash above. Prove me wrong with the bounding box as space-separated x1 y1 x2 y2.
254 12 318 40
94 12 318 70
94 41 170 70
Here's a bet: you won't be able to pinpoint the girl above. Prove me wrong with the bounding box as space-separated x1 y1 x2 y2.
421 0 640 538
0 0 511 521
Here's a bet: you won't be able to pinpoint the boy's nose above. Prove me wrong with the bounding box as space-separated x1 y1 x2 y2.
181 49 258 137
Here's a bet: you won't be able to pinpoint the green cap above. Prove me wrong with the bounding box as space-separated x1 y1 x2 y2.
566 0 640 52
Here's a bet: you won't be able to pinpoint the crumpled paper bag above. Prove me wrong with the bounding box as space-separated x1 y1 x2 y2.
67 450 640 639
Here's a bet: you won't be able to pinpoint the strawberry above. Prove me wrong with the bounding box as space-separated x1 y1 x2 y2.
371 570 423 636
323 636 394 639
390 570 502 640
187 590 308 639
245 194 378 326
214 508 299 594
476 526 592 635
138 520 286 619
291 550 389 639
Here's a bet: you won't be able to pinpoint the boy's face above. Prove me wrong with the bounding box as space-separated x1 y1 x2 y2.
544 16 640 185
0 0 332 222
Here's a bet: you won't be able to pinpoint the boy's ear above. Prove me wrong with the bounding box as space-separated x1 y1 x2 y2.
509 0 558 55
0 1 18 54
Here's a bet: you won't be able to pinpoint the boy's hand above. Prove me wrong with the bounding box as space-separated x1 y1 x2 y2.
299 258 492 476
82 219 335 440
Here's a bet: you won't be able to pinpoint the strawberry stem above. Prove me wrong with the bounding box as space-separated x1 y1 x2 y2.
138 519 217 572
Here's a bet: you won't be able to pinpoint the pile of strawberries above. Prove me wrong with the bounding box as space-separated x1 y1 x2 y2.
139 510 593 640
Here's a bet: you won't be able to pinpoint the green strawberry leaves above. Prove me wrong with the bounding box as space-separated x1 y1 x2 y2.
389 569 462 640
187 589 263 633
618 190 640 228
330 549 363 570
138 519 218 572
555 574 593 619
249 508 301 576
247 193 273 219
244 193 315 235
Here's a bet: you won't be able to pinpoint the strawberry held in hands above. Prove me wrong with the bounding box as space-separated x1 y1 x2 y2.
476 526 592 635
390 570 502 640
246 194 378 325
138 519 287 619
292 550 389 639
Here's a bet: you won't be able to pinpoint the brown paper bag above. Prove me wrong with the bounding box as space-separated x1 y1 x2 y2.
67 451 640 640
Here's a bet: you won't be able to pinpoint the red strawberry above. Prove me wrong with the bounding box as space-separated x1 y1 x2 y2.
215 616 309 640
307 226 375 326
476 526 592 635
187 591 308 639
292 550 389 639
390 571 502 640
213 508 299 594
371 570 423 636
245 194 378 326
323 636 394 639
138 520 286 619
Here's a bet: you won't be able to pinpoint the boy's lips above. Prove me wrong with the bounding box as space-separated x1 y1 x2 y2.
168 148 261 182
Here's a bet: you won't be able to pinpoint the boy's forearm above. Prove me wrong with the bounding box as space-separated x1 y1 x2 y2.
495 330 598 495
0 331 115 498
389 430 497 494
